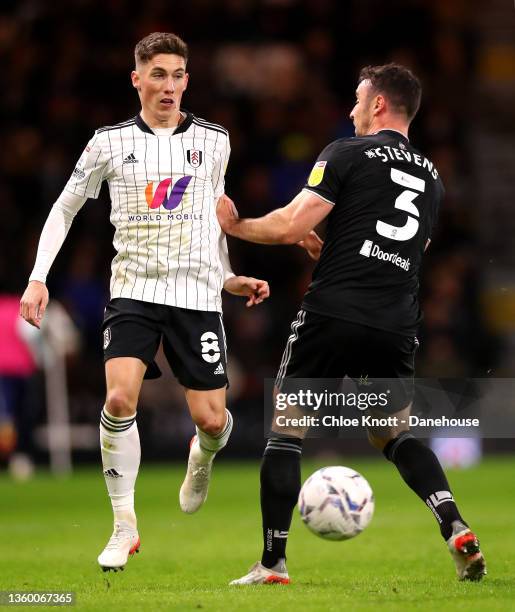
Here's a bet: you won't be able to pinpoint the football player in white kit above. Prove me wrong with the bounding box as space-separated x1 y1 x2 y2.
20 32 273 572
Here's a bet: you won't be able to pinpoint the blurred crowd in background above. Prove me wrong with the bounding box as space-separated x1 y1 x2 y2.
1 0 514 467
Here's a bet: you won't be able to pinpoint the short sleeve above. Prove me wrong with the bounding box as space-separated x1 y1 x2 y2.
212 134 231 199
63 132 109 199
303 140 353 205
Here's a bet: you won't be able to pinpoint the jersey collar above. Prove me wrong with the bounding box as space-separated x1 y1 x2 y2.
135 110 194 136
374 128 410 142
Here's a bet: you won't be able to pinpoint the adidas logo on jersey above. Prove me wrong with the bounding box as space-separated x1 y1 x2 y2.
123 153 138 164
103 468 123 478
213 363 225 375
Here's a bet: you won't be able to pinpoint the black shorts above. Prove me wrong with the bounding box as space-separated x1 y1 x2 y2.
276 309 418 413
102 298 228 390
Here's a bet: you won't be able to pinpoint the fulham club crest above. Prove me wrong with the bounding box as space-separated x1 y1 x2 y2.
187 149 203 168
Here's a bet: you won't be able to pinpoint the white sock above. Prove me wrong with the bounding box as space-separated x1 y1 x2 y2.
195 409 233 463
100 406 140 528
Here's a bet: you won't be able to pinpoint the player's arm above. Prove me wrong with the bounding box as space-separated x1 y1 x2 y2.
20 132 108 328
217 190 332 246
219 231 270 307
20 191 88 328
424 180 444 254
212 131 268 306
217 140 345 249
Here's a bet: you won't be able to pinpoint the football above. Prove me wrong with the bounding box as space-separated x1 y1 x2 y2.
298 466 374 540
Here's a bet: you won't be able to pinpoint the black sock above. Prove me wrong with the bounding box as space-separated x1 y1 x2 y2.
384 434 467 541
260 437 302 569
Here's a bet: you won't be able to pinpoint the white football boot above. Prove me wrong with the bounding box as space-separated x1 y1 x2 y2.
97 520 140 572
230 560 290 585
447 521 486 581
179 435 213 514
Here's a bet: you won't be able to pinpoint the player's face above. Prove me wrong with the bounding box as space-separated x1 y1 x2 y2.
349 80 375 137
132 54 189 126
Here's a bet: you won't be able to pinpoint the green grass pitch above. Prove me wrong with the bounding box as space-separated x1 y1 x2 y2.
1 456 513 611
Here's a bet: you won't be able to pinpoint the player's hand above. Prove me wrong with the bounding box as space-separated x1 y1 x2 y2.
217 194 239 233
223 276 270 307
298 230 324 261
19 281 49 329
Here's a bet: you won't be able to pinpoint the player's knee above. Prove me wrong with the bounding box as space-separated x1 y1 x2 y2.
195 411 226 436
367 423 411 454
105 389 137 418
367 431 390 452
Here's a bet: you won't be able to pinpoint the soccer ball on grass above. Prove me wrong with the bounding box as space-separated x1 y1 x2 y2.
298 466 374 541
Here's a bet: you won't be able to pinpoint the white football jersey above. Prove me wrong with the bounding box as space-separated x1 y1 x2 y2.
65 112 231 312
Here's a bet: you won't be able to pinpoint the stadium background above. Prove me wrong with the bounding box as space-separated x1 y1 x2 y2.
1 0 514 469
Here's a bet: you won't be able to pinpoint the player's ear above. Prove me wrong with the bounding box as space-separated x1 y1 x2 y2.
183 72 189 91
131 70 141 91
374 94 386 115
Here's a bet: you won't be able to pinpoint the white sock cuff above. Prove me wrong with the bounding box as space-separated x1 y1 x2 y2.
196 409 233 453
216 409 233 438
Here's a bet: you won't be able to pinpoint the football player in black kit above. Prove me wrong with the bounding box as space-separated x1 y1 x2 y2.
217 63 486 584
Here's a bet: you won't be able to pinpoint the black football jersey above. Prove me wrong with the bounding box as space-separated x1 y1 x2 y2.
302 129 444 336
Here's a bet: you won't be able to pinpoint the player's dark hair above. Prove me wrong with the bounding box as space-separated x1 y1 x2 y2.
359 63 421 121
134 32 188 65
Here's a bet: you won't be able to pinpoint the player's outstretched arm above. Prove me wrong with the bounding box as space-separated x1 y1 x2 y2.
217 192 331 246
20 281 49 329
223 276 270 307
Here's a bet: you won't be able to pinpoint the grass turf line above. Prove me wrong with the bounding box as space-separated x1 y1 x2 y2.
0 457 513 611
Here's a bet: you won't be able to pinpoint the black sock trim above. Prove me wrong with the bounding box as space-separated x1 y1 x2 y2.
100 409 136 433
264 437 302 455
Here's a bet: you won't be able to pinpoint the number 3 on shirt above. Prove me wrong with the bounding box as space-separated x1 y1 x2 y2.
376 168 425 241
